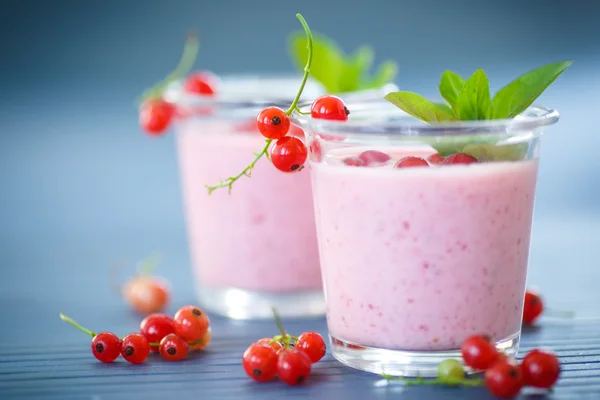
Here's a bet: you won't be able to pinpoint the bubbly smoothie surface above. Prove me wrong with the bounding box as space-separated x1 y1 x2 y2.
311 148 538 351
176 120 321 292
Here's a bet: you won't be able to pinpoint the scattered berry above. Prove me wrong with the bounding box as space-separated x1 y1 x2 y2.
242 343 279 382
443 153 478 165
122 276 170 315
523 290 544 325
295 332 326 363
91 332 121 363
395 156 430 168
521 349 560 389
140 313 176 353
484 361 523 398
310 95 350 121
309 140 322 162
256 107 291 140
258 338 284 353
139 99 174 136
159 333 190 361
343 156 366 167
190 329 212 351
277 349 312 386
359 150 390 165
427 153 445 165
461 335 499 370
120 333 150 364
437 359 465 385
184 71 218 95
174 305 210 342
270 136 308 172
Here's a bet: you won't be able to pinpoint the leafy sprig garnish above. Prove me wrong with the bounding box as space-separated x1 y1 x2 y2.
137 33 200 104
289 32 397 94
204 14 314 194
384 61 571 159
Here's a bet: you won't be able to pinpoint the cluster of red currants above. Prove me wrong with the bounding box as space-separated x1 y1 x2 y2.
139 72 218 136
242 331 327 386
60 305 211 364
256 95 349 173
461 334 560 398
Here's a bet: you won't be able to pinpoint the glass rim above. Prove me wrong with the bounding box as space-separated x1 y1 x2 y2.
292 98 559 137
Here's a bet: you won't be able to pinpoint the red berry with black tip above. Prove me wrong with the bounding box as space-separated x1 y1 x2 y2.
242 343 278 382
256 107 291 140
484 361 524 398
120 333 150 364
311 95 350 121
140 313 176 353
270 136 308 172
91 332 121 363
174 305 210 342
277 348 312 386
159 333 189 361
521 349 560 388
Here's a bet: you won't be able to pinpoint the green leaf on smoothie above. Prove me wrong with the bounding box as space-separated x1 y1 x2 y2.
384 61 571 161
289 32 398 94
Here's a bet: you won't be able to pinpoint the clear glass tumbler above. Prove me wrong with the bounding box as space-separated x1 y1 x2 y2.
169 76 325 320
294 98 559 376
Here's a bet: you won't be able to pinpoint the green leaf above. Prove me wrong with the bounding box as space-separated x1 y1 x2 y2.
426 135 498 157
363 60 398 90
338 46 374 93
289 32 344 93
439 71 466 107
454 69 492 120
433 102 455 117
491 61 572 119
385 92 458 122
462 143 528 162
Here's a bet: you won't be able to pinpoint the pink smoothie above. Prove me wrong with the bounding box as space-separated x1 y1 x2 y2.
176 120 321 292
311 148 538 351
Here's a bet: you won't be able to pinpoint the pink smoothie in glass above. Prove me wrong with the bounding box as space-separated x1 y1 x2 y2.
176 120 321 292
311 148 538 351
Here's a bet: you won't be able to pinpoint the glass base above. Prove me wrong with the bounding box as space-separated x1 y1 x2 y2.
195 283 326 320
330 332 520 378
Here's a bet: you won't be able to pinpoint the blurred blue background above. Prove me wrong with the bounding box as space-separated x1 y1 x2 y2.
1 0 599 321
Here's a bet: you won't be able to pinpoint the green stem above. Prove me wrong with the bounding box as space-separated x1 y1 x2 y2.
59 313 96 338
272 307 287 337
205 13 314 195
138 33 199 104
137 251 163 276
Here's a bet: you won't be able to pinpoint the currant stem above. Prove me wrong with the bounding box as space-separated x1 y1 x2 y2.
205 13 314 194
138 33 199 104
272 307 287 337
137 251 163 276
59 313 96 338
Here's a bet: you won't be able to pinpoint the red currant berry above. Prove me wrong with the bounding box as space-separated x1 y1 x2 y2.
443 153 479 165
427 153 445 165
343 156 366 167
394 156 430 168
189 329 212 351
523 290 544 325
139 99 175 136
242 343 278 382
295 332 326 363
91 332 121 363
484 361 523 398
120 333 150 364
359 150 390 165
184 71 217 96
461 335 499 370
277 349 312 386
310 95 350 121
257 338 284 352
521 349 560 389
174 305 210 342
270 136 308 173
159 333 189 361
309 140 322 162
122 276 170 315
140 313 176 353
256 107 291 140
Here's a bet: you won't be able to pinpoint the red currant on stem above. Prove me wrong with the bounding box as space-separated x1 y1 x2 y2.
140 313 176 352
461 334 500 370
137 33 200 136
310 95 350 121
296 332 326 363
484 360 524 398
60 313 122 363
277 348 312 385
174 305 210 342
184 71 218 95
189 329 212 351
121 333 151 364
159 333 189 361
243 342 279 382
205 14 342 193
120 253 170 315
521 349 560 389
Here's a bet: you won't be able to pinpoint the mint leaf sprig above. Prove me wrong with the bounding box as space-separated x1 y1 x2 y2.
289 32 397 94
137 33 200 105
384 61 571 160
